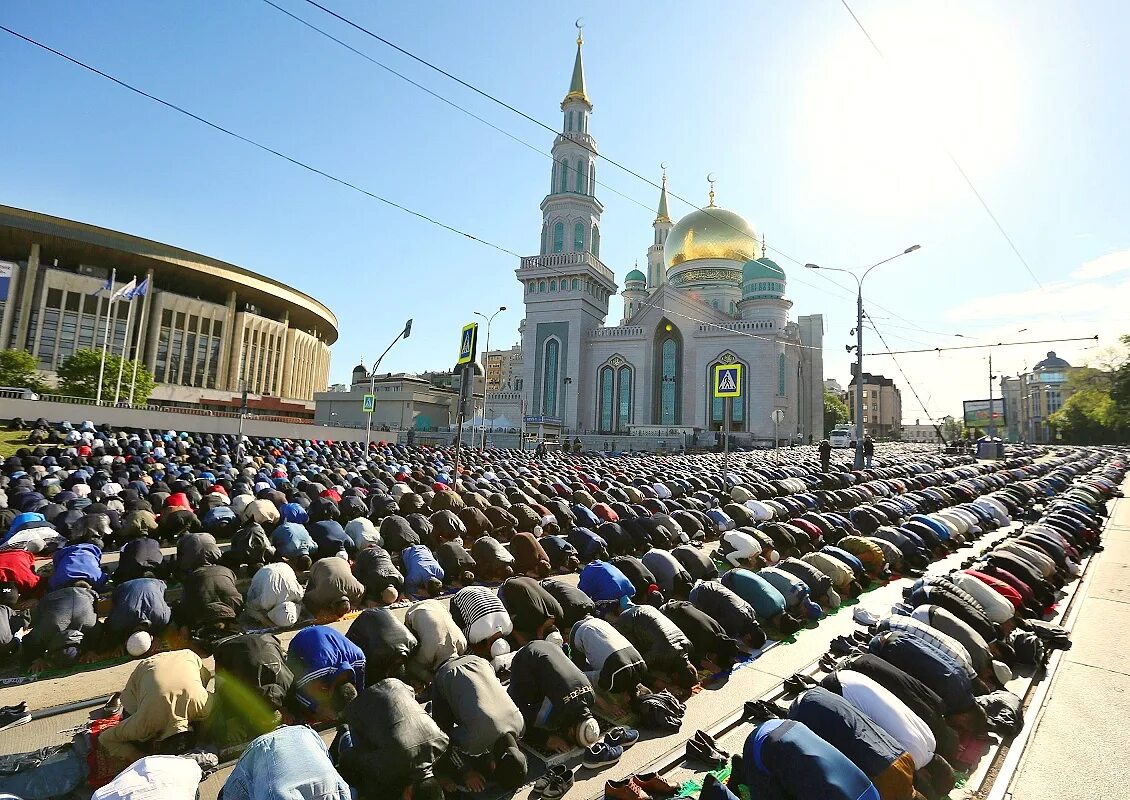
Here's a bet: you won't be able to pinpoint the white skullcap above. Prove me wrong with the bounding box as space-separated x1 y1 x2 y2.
126 631 153 657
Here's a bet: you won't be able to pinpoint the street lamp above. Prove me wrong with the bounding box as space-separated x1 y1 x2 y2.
806 244 921 469
563 376 573 435
473 306 506 450
366 318 414 449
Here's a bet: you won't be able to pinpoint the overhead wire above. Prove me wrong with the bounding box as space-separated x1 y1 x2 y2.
0 21 826 354
288 0 955 336
863 312 947 441
0 24 522 260
838 0 1046 292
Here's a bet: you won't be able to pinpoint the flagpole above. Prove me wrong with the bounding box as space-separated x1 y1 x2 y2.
95 268 116 406
128 305 146 407
113 284 136 405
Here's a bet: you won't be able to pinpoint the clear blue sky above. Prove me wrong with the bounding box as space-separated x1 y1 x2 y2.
5 0 1129 419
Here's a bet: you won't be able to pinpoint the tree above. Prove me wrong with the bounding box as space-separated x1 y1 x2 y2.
56 349 156 405
823 390 849 435
941 415 963 444
0 349 45 391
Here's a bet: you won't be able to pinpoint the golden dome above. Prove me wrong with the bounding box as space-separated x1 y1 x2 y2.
663 206 760 270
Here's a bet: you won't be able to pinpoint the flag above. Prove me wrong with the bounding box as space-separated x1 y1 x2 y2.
95 276 114 295
110 278 137 302
127 277 149 300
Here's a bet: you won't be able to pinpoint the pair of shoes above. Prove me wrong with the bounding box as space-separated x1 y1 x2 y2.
605 772 681 799
0 704 30 733
743 699 784 722
584 726 640 770
686 729 729 768
532 765 575 798
782 672 817 695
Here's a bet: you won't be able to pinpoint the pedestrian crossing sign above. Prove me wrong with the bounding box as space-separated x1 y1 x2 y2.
714 364 742 398
362 394 375 413
457 322 479 365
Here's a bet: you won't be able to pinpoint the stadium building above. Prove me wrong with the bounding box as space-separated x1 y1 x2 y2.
0 205 336 417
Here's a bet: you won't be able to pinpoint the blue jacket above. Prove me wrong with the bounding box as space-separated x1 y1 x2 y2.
868 631 973 714
48 543 108 591
107 577 172 634
402 544 444 593
742 719 880 800
221 724 351 800
287 626 366 712
788 687 905 779
270 523 316 558
578 561 635 603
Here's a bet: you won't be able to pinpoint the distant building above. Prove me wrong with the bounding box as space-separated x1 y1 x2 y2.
483 344 524 393
314 365 465 431
0 205 336 417
847 372 902 439
902 420 941 443
824 378 844 396
1001 351 1080 443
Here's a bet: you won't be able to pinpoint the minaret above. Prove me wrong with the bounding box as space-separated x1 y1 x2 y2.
622 261 647 323
536 24 602 258
516 24 616 434
646 169 673 288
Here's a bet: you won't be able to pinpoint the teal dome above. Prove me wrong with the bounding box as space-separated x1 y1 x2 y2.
742 257 786 281
624 268 646 284
741 258 786 300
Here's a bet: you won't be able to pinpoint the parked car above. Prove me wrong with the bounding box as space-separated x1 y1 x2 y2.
829 429 852 449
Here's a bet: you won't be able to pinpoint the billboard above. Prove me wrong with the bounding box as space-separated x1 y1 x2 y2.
963 398 1005 428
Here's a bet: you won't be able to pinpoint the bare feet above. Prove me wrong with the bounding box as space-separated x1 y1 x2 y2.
464 769 487 793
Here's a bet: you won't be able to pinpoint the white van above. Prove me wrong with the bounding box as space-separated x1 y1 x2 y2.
0 386 39 400
829 429 852 449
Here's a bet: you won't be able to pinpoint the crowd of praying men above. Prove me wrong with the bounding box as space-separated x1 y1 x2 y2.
0 418 1122 800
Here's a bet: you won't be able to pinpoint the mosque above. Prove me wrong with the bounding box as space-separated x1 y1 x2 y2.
494 30 825 445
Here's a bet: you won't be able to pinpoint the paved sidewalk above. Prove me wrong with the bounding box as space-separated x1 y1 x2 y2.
1001 483 1130 800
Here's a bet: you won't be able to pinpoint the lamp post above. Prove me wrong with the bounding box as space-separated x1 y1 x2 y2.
563 376 573 435
806 245 921 469
473 306 506 450
366 319 414 450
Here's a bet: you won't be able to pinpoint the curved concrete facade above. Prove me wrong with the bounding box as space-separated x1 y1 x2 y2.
0 205 335 413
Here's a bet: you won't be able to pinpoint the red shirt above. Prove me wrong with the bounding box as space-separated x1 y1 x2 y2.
0 549 42 595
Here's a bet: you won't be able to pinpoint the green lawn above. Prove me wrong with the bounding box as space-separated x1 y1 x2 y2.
0 429 28 459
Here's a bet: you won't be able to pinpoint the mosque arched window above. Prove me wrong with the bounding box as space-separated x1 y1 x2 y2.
591 225 600 257
573 222 585 252
538 281 546 293
559 161 569 194
599 366 615 432
571 278 579 290
589 163 596 196
654 324 682 425
618 365 633 428
566 111 573 132
778 353 786 396
549 280 557 292
542 338 560 417
712 299 719 310
552 222 564 253
576 159 586 193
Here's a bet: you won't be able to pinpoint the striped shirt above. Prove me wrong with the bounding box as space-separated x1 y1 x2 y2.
878 614 976 679
451 585 513 645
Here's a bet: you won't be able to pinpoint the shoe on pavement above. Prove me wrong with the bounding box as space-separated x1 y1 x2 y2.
532 766 575 799
604 726 640 749
634 772 680 796
0 707 31 733
604 777 652 800
584 741 624 770
686 736 727 768
693 729 730 759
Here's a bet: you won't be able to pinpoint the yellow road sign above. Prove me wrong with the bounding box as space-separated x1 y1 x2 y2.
714 363 742 398
457 322 479 365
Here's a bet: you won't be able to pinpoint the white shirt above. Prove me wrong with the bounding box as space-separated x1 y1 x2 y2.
837 670 936 769
91 755 202 800
571 617 634 673
949 572 1014 624
247 563 304 619
721 530 763 567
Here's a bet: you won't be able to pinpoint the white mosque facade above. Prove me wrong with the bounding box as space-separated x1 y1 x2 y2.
490 32 825 444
